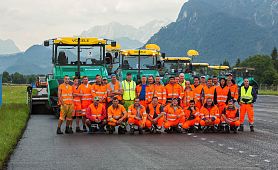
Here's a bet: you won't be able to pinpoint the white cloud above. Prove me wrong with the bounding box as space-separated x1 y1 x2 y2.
0 0 186 51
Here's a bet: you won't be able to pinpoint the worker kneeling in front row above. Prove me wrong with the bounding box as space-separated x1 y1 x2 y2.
85 97 107 133
199 97 220 132
107 97 128 134
182 100 200 133
128 98 147 135
145 97 165 134
164 98 185 133
221 99 240 133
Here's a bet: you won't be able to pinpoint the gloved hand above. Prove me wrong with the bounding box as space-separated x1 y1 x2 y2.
211 117 216 121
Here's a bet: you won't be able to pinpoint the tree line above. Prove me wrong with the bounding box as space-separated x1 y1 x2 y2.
1 71 37 84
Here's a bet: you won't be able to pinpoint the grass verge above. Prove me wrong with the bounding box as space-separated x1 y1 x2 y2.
0 85 29 169
259 90 278 96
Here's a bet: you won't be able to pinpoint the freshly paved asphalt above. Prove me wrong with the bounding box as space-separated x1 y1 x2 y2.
7 96 278 170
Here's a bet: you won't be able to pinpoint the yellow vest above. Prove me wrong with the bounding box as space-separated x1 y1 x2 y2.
122 80 136 101
240 86 253 104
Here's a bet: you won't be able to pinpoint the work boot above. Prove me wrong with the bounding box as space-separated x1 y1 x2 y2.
88 126 93 134
250 125 254 132
138 127 143 134
69 127 74 134
156 127 162 134
83 125 87 133
225 125 230 133
130 125 135 135
211 126 217 133
238 125 244 132
99 126 106 133
233 126 238 134
76 127 83 133
107 125 114 134
164 128 171 133
176 126 182 133
65 126 70 134
56 127 63 134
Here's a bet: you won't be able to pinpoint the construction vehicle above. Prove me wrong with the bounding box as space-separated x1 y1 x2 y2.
189 63 210 82
160 56 192 84
27 37 116 116
35 75 48 88
208 65 230 79
116 44 161 83
105 43 121 75
232 67 259 93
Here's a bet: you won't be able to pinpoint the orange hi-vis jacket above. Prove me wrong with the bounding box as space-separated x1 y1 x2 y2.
215 86 230 104
128 105 147 119
203 86 216 101
107 81 122 102
146 83 166 105
227 83 238 101
72 85 81 105
183 90 195 107
86 103 106 121
200 104 220 120
164 104 184 121
136 84 148 99
146 103 164 119
79 84 93 102
184 106 200 119
91 83 108 102
165 83 184 100
59 83 73 105
223 106 239 119
191 84 204 101
108 104 126 120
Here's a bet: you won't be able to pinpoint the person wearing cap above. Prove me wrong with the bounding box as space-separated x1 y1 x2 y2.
91 74 108 108
190 76 205 109
165 76 184 104
182 100 200 133
122 72 136 109
221 99 240 133
212 76 219 86
164 98 185 133
136 75 148 108
199 97 220 132
107 74 123 106
238 78 257 132
146 76 166 106
85 96 107 133
179 73 186 89
226 74 238 102
200 76 207 88
128 97 147 135
79 76 93 132
107 97 128 134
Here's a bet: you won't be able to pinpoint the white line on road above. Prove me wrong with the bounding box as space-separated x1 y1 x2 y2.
228 147 234 150
187 133 192 136
209 141 215 143
239 151 244 153
264 160 271 163
200 138 206 140
218 144 224 147
193 135 198 138
249 155 257 157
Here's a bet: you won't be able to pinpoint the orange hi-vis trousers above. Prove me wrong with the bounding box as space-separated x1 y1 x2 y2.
240 104 254 125
200 118 220 126
182 117 200 129
164 117 186 129
128 118 146 128
145 117 164 128
217 102 226 117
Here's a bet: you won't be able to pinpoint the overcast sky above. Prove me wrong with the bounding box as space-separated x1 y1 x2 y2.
0 0 186 51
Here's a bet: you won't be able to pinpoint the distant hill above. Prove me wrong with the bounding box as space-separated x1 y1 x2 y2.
0 39 21 54
146 0 278 64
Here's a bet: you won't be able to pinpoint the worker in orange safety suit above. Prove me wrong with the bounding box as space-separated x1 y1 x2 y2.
226 74 238 101
215 78 231 118
191 76 205 109
72 77 83 133
91 75 108 108
164 98 185 133
238 78 257 132
182 100 200 133
165 76 184 104
136 75 148 108
107 74 123 106
128 98 147 135
182 81 195 108
203 78 216 103
145 97 165 134
199 97 220 133
146 76 166 105
221 99 240 133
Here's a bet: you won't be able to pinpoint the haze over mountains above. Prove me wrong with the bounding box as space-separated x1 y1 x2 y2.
0 39 21 55
146 0 278 64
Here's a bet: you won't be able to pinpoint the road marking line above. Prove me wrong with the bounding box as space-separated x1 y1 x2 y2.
209 140 215 143
201 138 206 140
218 144 224 146
187 133 192 136
193 135 198 138
239 151 244 153
264 160 271 163
249 155 257 157
228 147 234 150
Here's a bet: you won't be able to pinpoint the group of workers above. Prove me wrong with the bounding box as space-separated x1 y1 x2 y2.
56 72 257 135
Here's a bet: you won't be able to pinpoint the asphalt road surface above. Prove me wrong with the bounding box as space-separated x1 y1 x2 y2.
7 96 278 170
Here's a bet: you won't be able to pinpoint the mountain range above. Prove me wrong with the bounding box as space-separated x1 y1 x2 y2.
0 39 21 55
146 0 278 64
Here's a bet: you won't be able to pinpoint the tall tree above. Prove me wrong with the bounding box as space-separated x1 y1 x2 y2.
222 59 230 67
235 58 241 67
271 47 278 60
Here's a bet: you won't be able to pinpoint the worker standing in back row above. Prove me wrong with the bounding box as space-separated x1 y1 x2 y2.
136 75 148 108
165 76 184 104
91 75 108 108
57 75 74 134
122 72 136 109
238 78 257 132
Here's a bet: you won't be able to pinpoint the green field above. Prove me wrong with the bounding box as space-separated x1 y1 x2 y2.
0 85 29 168
259 90 278 96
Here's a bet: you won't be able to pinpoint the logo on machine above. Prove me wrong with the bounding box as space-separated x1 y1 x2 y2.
72 39 90 43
